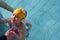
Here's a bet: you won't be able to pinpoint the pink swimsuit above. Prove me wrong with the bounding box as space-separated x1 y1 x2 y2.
9 23 19 34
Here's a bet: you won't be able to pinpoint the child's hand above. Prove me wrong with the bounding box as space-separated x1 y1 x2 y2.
26 22 32 27
5 27 17 40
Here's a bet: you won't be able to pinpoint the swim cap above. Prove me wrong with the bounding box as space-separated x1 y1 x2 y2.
13 8 27 21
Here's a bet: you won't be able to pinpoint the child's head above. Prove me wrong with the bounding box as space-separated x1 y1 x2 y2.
13 8 27 21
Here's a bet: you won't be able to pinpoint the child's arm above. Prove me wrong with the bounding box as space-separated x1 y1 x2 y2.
26 20 32 31
0 18 11 24
23 20 32 31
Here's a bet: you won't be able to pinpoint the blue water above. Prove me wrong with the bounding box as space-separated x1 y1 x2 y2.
0 0 60 40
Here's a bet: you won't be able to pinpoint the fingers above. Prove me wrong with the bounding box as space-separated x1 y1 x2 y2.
10 31 17 36
8 27 14 31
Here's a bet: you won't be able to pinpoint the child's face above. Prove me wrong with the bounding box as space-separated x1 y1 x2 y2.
12 14 20 24
13 9 27 21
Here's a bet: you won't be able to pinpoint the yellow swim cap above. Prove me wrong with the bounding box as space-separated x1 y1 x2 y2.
13 8 27 21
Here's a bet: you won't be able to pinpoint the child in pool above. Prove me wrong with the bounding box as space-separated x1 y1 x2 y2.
0 8 32 40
